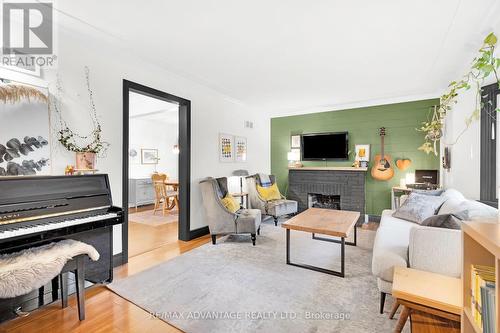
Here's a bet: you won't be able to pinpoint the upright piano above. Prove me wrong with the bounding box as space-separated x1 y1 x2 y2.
0 174 123 322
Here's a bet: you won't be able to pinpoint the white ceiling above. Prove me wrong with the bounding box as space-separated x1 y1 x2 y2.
129 91 179 124
57 0 500 116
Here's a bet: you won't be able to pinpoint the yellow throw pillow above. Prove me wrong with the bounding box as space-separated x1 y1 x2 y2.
221 194 240 213
257 183 282 201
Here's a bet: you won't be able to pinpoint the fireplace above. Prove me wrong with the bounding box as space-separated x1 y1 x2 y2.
308 193 341 210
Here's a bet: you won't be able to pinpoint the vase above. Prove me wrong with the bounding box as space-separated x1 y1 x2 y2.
76 152 96 170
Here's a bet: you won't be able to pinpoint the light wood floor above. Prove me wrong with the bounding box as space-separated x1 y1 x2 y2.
0 218 379 333
0 233 211 333
128 205 179 258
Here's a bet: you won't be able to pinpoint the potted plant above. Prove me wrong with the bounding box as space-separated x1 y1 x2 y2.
54 67 109 170
418 32 500 155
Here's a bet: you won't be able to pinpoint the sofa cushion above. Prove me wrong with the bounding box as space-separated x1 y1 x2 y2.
438 198 464 215
420 213 463 229
371 210 414 282
440 188 466 201
438 198 498 220
413 189 444 196
221 194 239 213
392 193 445 224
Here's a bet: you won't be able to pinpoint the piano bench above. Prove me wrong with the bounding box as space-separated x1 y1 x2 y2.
58 254 88 321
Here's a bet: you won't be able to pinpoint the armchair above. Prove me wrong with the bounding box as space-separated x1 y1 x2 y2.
199 177 262 245
246 174 298 226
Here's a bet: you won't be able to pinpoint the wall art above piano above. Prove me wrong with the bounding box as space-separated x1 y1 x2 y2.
0 81 51 176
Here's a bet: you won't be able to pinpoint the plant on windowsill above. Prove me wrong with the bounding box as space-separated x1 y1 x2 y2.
418 32 500 155
53 66 109 170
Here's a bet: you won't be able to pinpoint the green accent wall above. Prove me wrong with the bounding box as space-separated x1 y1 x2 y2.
271 99 440 215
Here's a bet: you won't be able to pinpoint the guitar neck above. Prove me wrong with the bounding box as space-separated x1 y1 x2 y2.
380 135 385 159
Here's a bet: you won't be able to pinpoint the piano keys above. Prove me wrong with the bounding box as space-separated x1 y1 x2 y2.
0 174 124 322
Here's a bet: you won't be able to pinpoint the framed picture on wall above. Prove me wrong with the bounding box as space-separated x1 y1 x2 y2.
235 136 247 162
141 148 159 164
291 135 301 148
219 133 234 162
355 144 370 162
0 81 51 176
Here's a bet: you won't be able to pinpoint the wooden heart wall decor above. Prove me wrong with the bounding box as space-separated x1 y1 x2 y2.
396 159 411 171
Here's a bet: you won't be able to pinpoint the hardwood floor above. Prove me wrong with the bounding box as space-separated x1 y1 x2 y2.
0 219 379 333
0 231 211 333
128 205 179 258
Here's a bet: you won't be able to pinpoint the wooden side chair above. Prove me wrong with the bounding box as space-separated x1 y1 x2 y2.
152 173 179 215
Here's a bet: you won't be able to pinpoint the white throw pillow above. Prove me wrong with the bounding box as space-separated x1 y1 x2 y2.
440 188 466 201
438 198 465 215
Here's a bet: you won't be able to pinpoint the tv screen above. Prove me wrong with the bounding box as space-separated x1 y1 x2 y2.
301 132 348 161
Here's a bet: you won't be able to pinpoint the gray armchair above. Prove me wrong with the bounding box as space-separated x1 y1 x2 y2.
246 174 298 226
199 177 262 245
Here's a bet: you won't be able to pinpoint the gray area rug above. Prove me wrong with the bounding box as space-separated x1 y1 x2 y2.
109 218 405 332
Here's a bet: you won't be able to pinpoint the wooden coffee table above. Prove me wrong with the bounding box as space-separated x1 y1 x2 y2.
281 208 360 277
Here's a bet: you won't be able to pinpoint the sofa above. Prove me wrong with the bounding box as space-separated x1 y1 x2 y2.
371 188 498 314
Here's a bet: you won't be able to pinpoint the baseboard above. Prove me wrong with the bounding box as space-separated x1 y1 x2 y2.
367 215 381 223
189 226 210 240
113 253 124 268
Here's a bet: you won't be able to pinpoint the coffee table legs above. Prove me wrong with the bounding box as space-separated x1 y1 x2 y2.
286 228 348 277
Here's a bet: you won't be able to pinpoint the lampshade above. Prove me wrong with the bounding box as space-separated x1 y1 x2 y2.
232 169 249 177
405 173 415 184
287 150 300 161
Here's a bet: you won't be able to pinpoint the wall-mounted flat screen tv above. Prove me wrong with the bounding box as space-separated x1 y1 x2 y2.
301 132 349 161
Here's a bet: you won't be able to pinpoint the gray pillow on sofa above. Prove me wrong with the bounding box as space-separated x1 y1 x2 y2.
413 189 444 196
420 212 466 230
392 193 446 224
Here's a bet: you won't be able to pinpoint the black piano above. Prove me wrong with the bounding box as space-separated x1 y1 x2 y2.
0 174 123 322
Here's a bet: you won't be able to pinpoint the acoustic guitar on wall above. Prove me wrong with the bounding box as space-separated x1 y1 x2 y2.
371 127 394 181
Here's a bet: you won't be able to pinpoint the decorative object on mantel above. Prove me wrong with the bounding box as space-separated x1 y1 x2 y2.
355 144 370 162
396 159 412 171
172 144 180 154
0 79 51 176
234 136 247 162
418 32 500 155
53 67 109 170
219 133 234 162
287 149 302 167
371 127 394 181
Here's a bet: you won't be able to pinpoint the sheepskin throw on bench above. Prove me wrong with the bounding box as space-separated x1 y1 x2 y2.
0 239 99 298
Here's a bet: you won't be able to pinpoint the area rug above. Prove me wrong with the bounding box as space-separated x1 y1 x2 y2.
108 219 405 332
129 209 178 226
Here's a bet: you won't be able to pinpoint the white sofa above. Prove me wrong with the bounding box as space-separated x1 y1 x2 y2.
371 188 498 314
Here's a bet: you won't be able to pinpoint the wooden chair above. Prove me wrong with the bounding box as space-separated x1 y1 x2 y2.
152 173 179 215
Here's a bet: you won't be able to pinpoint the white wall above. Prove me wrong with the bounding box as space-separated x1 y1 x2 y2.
3 21 270 255
129 117 179 180
441 88 481 199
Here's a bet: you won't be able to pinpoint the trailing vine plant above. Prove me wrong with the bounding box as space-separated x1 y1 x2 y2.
418 32 500 155
52 66 109 155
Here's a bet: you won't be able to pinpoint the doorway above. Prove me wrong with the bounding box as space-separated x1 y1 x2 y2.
122 80 191 263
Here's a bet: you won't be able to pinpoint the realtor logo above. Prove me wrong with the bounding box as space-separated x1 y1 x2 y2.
2 2 53 55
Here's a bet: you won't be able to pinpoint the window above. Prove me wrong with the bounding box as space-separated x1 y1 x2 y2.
480 82 499 207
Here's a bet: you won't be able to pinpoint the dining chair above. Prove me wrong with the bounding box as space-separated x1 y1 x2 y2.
151 173 179 215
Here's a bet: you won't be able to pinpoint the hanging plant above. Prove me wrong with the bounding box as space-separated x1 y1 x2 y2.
52 66 109 155
418 32 500 155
